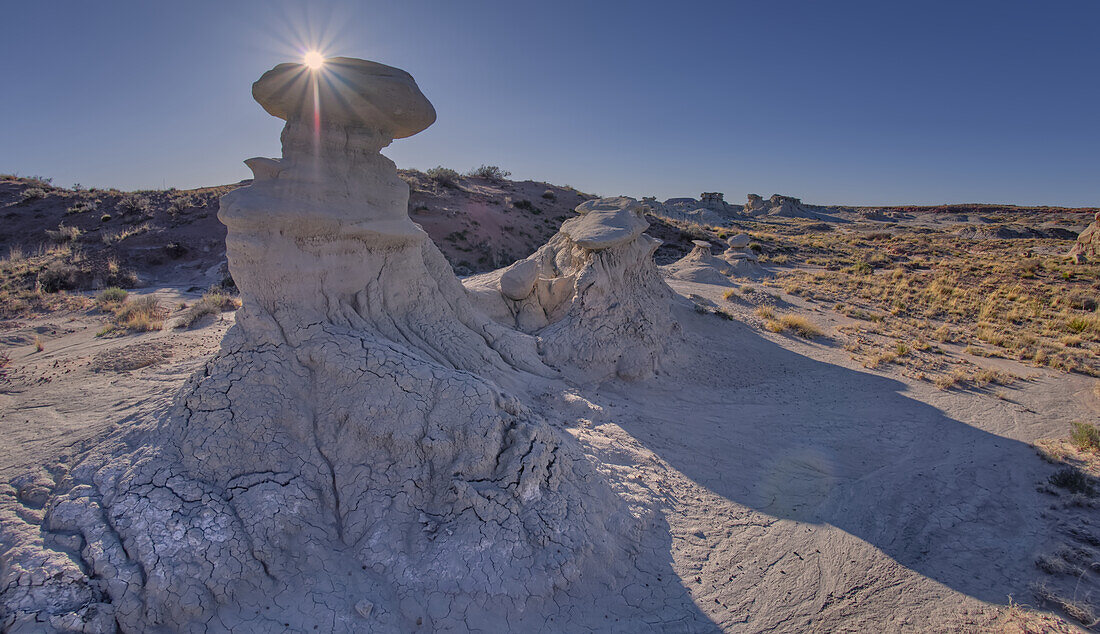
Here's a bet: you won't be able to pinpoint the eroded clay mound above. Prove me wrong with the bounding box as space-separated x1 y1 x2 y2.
465 197 678 380
0 58 634 633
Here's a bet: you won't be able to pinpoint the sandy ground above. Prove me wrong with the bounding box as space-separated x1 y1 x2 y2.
2 277 1097 631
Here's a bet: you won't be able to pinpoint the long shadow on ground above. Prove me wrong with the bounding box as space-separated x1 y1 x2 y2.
597 307 1073 613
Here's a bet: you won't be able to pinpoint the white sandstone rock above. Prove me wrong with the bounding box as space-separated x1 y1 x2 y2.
499 257 539 300
727 233 751 248
0 57 633 633
466 197 679 381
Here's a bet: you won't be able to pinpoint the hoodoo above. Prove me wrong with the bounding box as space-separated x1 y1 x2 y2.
466 196 679 380
0 57 638 632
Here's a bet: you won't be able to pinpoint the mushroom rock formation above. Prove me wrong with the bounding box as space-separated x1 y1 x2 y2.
1 58 634 632
662 239 745 285
465 196 678 381
1070 212 1100 263
722 233 758 262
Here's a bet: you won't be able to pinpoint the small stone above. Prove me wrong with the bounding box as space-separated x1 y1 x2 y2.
355 599 374 619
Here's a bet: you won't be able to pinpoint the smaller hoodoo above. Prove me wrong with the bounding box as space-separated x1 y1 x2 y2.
466 196 678 380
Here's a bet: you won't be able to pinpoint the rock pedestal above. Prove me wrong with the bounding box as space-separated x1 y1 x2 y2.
1 58 630 633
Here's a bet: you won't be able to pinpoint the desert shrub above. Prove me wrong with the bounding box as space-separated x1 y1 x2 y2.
111 295 164 332
1070 422 1100 453
933 370 967 390
118 194 149 214
45 224 81 243
175 288 240 329
100 214 112 222
467 165 511 180
513 199 538 212
426 166 459 187
778 314 822 339
97 287 128 305
843 262 873 275
722 288 737 300
1049 466 1094 495
168 197 193 215
972 367 1014 387
1067 291 1097 311
748 242 763 253
66 201 96 214
37 262 83 292
541 189 556 200
20 187 46 202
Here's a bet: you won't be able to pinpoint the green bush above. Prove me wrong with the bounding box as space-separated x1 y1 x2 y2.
1070 422 1100 453
20 187 46 202
426 166 459 187
467 165 511 180
1049 466 1094 495
97 287 129 305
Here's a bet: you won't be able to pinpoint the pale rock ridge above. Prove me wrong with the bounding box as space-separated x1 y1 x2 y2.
0 58 634 632
1070 212 1100 263
465 197 679 381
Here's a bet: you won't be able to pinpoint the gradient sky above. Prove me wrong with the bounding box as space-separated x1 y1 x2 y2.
1 0 1097 206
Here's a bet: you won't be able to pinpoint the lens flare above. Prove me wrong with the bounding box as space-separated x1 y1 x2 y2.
303 51 325 70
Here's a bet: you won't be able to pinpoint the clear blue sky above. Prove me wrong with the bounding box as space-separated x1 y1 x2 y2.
1 0 1097 206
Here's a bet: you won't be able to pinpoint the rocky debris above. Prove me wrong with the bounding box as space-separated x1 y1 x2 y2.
1070 213 1100 262
0 57 637 632
465 197 678 381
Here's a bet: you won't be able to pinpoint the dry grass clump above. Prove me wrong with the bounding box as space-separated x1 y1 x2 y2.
98 295 166 335
771 225 1100 378
757 308 822 339
1031 581 1099 626
1070 422 1100 453
175 288 241 329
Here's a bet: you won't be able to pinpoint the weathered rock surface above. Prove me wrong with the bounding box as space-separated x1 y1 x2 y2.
655 238 761 286
466 197 679 381
726 233 751 249
0 58 638 633
1070 213 1100 262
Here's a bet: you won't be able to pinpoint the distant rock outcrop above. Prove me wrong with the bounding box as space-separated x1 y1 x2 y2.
744 194 826 219
1071 212 1100 262
466 197 678 380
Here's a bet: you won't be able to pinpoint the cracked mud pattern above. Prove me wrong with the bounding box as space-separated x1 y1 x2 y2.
1 315 714 631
